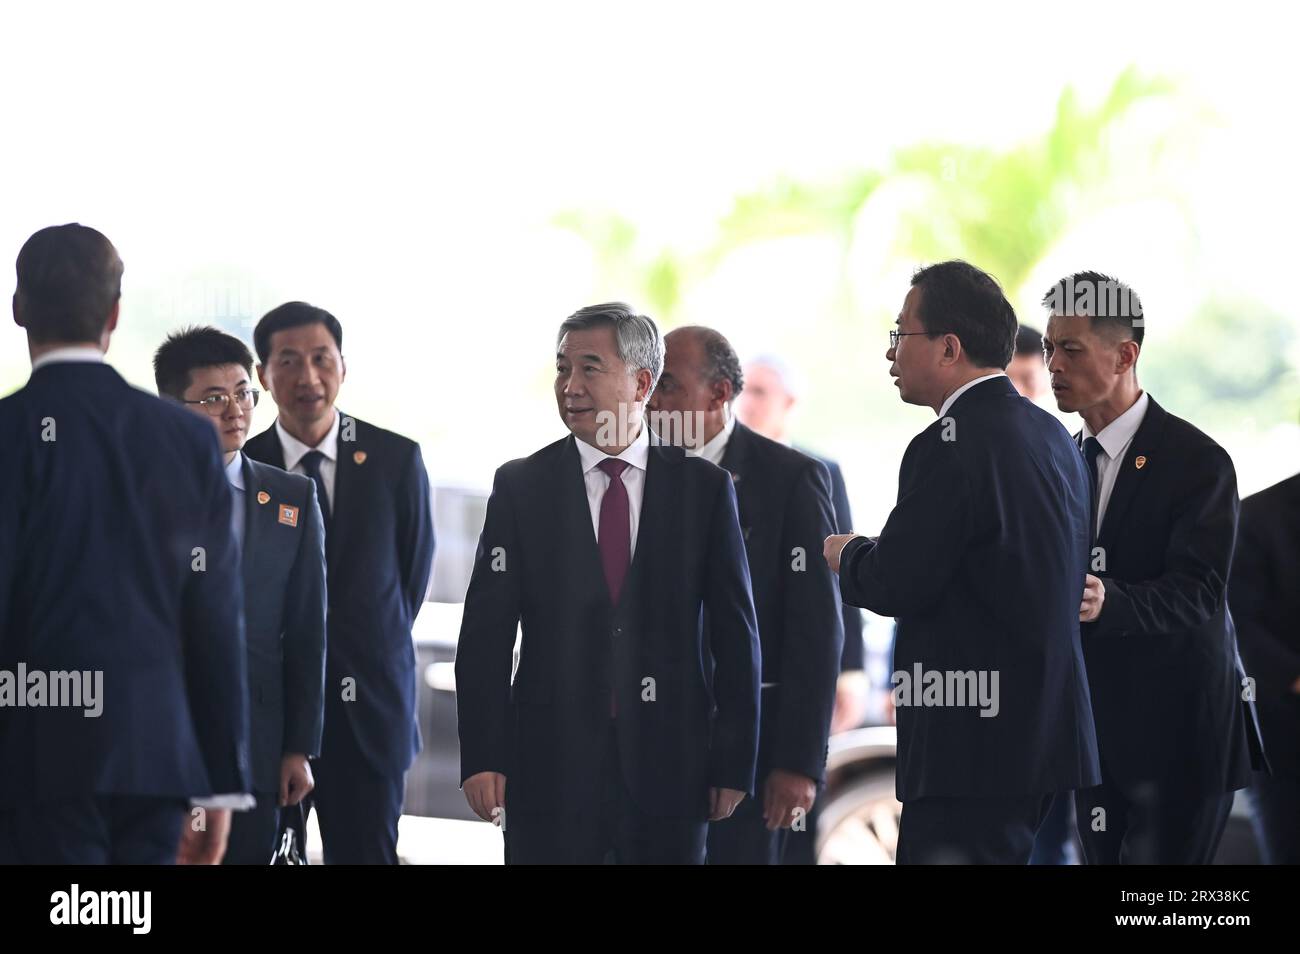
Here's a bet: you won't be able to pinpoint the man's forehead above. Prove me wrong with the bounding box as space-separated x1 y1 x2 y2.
558 326 616 357
1044 314 1093 340
188 364 250 392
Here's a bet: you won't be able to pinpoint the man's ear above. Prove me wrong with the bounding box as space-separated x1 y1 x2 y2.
941 333 962 366
256 363 270 390
712 378 733 411
12 293 23 328
339 353 347 385
1116 339 1140 374
633 367 652 403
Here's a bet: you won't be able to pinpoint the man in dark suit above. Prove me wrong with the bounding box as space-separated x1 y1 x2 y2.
456 303 761 864
825 260 1101 864
0 224 250 864
737 355 869 721
1230 471 1300 863
154 326 327 865
650 327 842 865
1042 270 1265 864
243 302 435 864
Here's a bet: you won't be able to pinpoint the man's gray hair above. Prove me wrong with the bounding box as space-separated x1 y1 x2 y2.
557 302 664 395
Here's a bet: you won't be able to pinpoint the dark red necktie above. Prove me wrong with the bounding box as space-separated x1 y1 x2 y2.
596 458 631 605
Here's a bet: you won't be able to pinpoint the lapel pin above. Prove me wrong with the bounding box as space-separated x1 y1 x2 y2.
1135 456 1147 470
256 491 270 505
731 472 741 483
278 504 300 527
354 451 367 465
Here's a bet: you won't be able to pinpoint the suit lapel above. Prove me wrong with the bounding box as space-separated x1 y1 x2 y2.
619 439 676 611
323 412 352 564
718 421 753 542
556 436 610 607
239 456 277 599
1098 398 1168 548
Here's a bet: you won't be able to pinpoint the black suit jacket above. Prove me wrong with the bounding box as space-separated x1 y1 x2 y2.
839 376 1101 800
799 450 865 672
244 413 435 775
0 361 250 805
720 423 842 781
239 456 327 793
455 434 762 819
1082 395 1264 792
1230 473 1300 775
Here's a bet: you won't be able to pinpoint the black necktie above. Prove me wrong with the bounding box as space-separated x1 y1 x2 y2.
1082 436 1103 543
300 450 331 536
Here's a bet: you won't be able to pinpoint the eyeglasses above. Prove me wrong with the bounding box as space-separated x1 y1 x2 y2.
889 330 937 349
183 388 260 415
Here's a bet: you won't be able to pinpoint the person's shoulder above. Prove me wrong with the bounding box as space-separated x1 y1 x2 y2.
128 384 220 447
1151 399 1233 473
1242 472 1300 514
344 414 420 454
246 456 314 498
243 422 278 454
493 435 571 484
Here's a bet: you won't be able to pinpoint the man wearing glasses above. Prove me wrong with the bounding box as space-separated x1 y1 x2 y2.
154 326 327 865
824 261 1101 864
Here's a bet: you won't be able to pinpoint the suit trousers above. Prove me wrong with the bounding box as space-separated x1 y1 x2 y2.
312 716 406 865
0 795 189 864
1075 768 1234 865
505 720 708 864
1246 769 1300 864
896 792 1056 864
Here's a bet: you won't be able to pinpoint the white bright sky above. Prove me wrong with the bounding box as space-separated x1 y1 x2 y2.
3 1 1298 519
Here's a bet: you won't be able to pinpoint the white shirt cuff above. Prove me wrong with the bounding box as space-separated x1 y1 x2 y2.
190 793 257 811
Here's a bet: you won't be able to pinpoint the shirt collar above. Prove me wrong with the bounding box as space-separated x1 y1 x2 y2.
938 372 1006 419
575 420 651 474
275 410 339 471
30 345 106 372
1082 391 1150 461
687 413 736 466
225 451 245 491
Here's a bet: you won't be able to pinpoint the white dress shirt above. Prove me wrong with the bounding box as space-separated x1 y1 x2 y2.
276 411 339 513
574 423 651 559
1081 391 1150 534
938 372 1006 419
687 413 736 466
30 345 105 372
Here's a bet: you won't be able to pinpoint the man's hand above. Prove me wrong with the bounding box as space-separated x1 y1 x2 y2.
823 534 860 574
709 787 745 821
762 770 816 831
279 753 314 807
831 670 870 734
1080 573 1106 623
176 807 232 865
463 771 507 823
